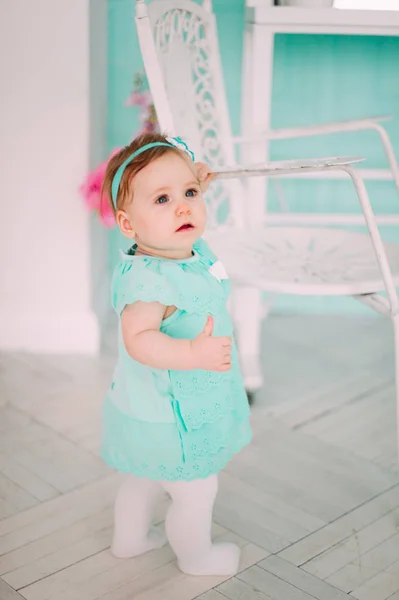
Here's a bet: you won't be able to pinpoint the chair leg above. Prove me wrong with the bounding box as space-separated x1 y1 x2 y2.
393 314 399 463
231 285 264 394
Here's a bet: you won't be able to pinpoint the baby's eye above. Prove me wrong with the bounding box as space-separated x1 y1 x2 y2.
155 195 168 204
185 188 197 198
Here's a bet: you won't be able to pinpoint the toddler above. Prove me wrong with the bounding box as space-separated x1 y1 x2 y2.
101 132 252 576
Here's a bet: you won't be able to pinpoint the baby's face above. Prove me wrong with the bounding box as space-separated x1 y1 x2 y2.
122 152 207 259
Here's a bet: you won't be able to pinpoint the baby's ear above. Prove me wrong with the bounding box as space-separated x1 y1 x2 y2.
116 210 135 239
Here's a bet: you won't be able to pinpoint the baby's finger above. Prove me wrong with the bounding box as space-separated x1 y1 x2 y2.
195 162 210 180
218 362 232 371
203 172 216 183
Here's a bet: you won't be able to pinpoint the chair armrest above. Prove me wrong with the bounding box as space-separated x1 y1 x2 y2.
232 115 392 144
214 157 399 314
213 156 364 179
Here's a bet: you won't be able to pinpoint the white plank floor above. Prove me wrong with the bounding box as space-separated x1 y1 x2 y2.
0 315 398 600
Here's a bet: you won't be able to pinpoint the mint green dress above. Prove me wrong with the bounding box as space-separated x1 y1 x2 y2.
101 238 252 481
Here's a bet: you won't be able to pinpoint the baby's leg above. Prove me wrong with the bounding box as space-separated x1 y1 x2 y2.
161 475 240 576
111 474 166 558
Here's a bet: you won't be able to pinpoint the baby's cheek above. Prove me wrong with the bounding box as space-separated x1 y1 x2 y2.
200 201 208 221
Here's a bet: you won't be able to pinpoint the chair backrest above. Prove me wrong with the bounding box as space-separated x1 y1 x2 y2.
135 0 246 230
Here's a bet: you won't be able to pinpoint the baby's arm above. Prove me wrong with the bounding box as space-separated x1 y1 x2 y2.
122 301 194 370
121 301 232 371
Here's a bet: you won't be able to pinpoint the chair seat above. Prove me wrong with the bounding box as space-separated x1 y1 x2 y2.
206 227 399 295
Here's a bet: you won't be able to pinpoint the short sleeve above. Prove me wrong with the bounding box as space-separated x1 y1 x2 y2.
111 252 226 316
112 259 177 315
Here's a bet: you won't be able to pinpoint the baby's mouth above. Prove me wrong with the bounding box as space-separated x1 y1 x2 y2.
176 223 195 232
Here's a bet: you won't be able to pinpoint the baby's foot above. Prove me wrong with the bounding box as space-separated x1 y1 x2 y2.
178 542 240 576
111 527 167 558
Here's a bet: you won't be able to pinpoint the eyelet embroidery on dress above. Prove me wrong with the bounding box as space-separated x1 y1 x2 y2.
114 240 229 317
169 358 249 431
104 237 252 481
170 371 228 398
121 263 132 275
102 419 252 482
117 279 226 315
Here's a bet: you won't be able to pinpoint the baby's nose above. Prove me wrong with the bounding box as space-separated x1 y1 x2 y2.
177 201 192 215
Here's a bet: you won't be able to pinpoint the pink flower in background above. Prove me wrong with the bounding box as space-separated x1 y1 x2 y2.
125 89 152 108
99 197 117 228
125 71 159 135
80 71 158 227
79 148 120 228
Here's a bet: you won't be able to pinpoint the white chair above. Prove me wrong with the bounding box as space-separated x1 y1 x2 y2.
134 0 399 448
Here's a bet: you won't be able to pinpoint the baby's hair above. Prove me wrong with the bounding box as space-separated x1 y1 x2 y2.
101 132 187 216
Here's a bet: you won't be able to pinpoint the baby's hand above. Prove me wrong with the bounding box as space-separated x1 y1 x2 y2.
195 162 216 193
190 316 232 372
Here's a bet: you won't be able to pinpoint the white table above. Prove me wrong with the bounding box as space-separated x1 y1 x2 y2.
242 5 399 178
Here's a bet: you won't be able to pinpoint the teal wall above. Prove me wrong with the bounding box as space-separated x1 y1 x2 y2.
106 0 399 314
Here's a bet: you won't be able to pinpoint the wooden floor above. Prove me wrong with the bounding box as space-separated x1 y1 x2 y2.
0 315 398 600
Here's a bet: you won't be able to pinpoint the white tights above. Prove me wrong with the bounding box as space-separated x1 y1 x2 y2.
111 474 240 576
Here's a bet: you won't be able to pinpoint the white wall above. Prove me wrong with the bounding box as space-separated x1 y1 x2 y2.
0 0 107 353
90 0 111 325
